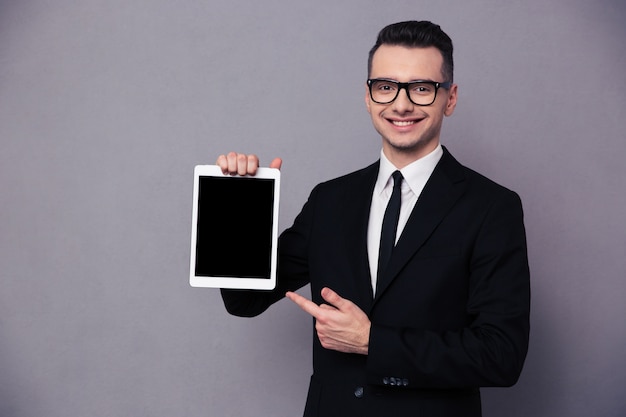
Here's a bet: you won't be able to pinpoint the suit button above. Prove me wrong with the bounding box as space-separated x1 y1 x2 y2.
382 377 390 385
354 386 364 398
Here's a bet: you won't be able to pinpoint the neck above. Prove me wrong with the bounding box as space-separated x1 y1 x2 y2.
383 140 440 169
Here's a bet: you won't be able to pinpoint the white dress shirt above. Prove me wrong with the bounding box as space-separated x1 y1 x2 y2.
367 145 444 293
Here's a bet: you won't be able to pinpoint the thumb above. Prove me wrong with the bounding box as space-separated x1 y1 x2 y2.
321 287 345 309
270 157 282 170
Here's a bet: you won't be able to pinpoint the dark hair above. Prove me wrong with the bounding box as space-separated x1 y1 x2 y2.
368 21 454 82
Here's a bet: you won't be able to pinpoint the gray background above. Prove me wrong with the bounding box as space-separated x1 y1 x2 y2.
1 0 625 416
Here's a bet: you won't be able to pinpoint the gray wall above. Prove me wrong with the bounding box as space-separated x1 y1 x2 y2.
1 1 625 416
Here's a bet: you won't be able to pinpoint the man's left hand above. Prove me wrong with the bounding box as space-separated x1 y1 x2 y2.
286 287 370 355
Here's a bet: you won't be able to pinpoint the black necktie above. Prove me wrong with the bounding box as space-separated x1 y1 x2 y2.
377 170 403 286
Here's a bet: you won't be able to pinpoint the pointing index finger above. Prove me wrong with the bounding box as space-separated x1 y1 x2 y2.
286 291 322 318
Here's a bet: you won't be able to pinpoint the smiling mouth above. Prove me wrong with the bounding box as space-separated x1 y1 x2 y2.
391 120 416 127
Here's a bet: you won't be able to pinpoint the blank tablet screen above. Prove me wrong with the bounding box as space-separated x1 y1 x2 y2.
194 175 275 278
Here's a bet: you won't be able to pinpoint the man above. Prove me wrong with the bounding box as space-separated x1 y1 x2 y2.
218 21 530 417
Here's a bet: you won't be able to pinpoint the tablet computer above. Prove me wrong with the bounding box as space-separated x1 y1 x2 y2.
189 165 280 289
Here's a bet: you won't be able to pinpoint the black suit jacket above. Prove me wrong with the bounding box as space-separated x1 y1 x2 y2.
222 147 530 417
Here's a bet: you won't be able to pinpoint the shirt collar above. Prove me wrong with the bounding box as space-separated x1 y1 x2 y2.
375 145 444 197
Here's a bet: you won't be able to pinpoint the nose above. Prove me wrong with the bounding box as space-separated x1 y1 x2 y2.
392 87 414 113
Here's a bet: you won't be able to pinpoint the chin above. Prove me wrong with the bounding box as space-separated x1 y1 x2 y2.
385 136 439 158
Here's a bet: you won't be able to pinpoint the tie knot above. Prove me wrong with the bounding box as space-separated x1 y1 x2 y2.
392 170 403 189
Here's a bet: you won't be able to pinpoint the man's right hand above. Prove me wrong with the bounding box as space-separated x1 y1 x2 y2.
215 152 282 176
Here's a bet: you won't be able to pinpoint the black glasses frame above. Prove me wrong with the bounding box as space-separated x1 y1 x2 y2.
367 79 452 106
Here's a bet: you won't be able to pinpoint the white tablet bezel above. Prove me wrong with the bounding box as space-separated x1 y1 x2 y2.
189 165 280 289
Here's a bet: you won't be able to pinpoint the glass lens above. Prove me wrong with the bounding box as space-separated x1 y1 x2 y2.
370 80 400 103
409 82 436 104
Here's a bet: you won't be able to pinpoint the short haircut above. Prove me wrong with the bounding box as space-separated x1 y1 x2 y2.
368 21 454 82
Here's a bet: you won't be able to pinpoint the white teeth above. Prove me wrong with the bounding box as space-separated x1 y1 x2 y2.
392 120 415 126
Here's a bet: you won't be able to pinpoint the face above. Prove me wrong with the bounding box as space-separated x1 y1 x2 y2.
366 45 458 168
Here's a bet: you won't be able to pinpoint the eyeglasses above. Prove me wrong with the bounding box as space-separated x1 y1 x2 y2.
367 79 452 106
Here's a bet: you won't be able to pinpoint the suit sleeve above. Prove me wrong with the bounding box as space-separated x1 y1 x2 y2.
366 190 530 388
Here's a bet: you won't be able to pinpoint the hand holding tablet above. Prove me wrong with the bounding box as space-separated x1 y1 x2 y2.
189 154 281 289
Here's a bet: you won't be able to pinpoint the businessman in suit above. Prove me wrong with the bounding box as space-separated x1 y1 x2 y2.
218 21 530 417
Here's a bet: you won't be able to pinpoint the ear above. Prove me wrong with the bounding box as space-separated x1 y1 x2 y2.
365 84 372 114
444 83 458 117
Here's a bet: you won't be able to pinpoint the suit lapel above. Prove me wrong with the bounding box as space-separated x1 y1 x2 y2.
340 162 378 313
374 148 467 302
